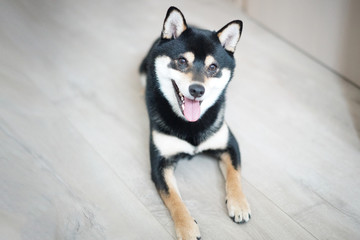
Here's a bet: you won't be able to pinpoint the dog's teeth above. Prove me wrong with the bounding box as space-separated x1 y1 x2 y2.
181 104 185 111
179 93 184 102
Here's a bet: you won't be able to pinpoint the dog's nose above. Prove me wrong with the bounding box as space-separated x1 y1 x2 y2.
189 84 205 98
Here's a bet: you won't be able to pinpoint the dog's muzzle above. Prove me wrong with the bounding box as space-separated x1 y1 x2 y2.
171 80 204 122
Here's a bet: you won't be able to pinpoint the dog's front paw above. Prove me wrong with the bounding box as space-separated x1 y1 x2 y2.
226 193 251 224
174 218 201 240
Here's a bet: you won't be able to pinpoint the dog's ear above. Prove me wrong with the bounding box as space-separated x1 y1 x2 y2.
161 7 187 40
217 20 243 53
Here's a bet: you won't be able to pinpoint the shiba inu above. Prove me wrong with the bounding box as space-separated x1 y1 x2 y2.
140 6 251 239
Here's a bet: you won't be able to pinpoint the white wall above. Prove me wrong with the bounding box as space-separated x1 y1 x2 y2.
237 0 360 87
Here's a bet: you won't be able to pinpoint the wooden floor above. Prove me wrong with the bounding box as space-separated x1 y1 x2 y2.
1 0 360 239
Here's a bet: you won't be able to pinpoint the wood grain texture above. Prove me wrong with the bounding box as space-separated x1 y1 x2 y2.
1 0 359 239
0 71 171 240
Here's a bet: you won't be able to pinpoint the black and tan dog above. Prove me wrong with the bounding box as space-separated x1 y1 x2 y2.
140 6 251 240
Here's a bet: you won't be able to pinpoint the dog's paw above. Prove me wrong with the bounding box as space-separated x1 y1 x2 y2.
225 194 251 224
175 218 201 240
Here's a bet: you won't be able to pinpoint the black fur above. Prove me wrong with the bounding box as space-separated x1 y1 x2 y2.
140 7 242 193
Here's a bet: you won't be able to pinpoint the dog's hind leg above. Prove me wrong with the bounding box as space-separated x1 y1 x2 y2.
218 131 251 224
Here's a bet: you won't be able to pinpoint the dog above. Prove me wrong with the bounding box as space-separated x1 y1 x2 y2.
139 6 251 240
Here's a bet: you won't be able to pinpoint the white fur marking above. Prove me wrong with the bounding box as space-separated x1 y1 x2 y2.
152 123 229 158
154 56 184 118
200 69 231 116
196 123 229 153
152 130 194 157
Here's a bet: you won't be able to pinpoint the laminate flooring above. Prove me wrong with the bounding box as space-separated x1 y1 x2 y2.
1 0 359 239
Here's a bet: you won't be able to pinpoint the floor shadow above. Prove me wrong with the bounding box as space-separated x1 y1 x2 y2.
339 1 360 140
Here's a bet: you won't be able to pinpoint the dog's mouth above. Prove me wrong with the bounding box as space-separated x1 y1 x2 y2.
171 80 202 122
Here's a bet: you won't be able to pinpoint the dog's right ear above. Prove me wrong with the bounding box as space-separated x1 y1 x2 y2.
161 7 187 40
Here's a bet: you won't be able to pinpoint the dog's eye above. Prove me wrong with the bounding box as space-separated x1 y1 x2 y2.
177 57 188 68
208 63 218 73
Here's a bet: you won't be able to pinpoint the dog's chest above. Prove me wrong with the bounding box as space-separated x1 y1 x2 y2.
152 123 229 157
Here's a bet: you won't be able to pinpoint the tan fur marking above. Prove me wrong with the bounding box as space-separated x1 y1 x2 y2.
181 25 187 35
184 72 193 82
205 55 215 67
172 70 193 84
220 153 251 222
183 52 195 64
221 153 243 197
161 168 200 239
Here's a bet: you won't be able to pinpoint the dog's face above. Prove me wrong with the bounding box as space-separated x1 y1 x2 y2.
154 7 242 122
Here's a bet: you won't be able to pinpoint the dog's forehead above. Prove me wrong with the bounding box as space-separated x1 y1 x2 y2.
181 28 217 60
158 26 234 69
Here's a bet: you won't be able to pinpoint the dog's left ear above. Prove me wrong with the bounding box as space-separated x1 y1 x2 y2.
217 20 243 53
162 6 188 40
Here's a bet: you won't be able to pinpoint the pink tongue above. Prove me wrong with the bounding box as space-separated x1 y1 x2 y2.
183 97 201 122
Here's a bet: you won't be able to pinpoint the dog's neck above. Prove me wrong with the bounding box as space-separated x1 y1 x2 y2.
148 87 226 146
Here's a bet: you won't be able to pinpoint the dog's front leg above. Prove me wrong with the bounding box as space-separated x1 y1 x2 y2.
218 133 251 223
150 144 200 239
160 167 201 240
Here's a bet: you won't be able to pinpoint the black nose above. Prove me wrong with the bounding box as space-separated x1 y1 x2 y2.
189 84 205 98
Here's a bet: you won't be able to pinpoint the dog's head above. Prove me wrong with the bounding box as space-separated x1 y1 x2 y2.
154 7 242 122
